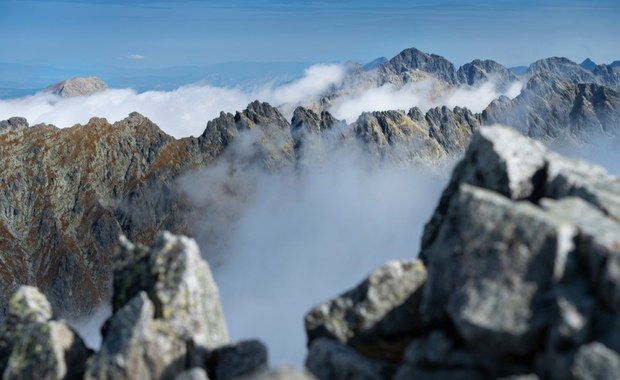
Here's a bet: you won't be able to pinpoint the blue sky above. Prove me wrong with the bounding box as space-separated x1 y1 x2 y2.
1 0 619 86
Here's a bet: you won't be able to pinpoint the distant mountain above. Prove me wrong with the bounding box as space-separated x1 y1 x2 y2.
611 60 620 68
527 57 598 83
379 47 459 85
363 57 388 70
508 66 529 75
580 58 597 71
44 76 108 97
456 59 517 91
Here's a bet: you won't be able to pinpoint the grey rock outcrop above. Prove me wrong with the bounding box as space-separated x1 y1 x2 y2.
86 231 228 379
305 260 426 363
0 117 28 133
44 77 108 97
0 233 287 380
305 126 620 379
207 339 268 380
353 106 480 162
0 286 89 380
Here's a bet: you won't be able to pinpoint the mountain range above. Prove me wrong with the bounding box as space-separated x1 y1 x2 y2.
1 47 620 320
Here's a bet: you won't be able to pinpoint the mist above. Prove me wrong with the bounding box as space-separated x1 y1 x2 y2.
178 128 448 365
329 79 523 122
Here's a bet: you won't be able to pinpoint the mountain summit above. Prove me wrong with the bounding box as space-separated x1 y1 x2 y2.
45 76 108 97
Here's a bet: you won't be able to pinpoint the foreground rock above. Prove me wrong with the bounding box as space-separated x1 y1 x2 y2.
0 232 278 379
86 231 229 379
305 125 620 379
0 286 89 379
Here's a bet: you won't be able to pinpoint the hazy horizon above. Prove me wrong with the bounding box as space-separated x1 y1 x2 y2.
1 0 619 93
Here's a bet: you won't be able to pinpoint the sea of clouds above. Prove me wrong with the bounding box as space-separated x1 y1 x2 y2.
0 63 522 138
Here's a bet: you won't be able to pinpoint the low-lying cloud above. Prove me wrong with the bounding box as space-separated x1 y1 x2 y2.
329 80 523 123
178 128 448 365
0 64 522 138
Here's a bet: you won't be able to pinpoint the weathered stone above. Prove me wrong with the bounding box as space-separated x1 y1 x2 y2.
0 117 28 133
421 184 577 356
86 232 228 380
572 342 620 380
305 260 426 362
208 339 268 380
244 367 316 380
305 338 396 380
174 368 209 380
0 286 89 380
401 330 531 378
393 365 487 380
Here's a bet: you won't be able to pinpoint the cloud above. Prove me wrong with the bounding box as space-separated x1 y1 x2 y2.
126 54 145 60
328 79 524 123
0 64 522 139
0 64 346 138
177 127 448 365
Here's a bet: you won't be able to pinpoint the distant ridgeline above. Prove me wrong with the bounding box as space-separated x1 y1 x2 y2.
0 46 619 322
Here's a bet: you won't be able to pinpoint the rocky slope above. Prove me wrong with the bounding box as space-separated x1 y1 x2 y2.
44 77 108 97
305 126 620 379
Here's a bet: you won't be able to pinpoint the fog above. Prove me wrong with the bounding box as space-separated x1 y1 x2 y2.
178 128 448 365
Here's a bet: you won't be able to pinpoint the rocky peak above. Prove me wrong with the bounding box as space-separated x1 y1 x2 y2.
44 76 108 97
456 59 517 89
580 58 597 71
235 100 289 130
380 47 458 85
527 57 598 84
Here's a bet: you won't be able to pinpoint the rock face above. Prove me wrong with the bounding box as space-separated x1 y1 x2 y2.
379 47 459 85
0 286 89 379
0 117 28 133
305 126 620 379
86 231 228 379
483 73 620 140
44 77 108 97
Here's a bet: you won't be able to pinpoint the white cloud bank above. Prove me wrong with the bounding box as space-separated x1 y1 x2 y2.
178 132 449 365
0 64 522 138
329 80 523 123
